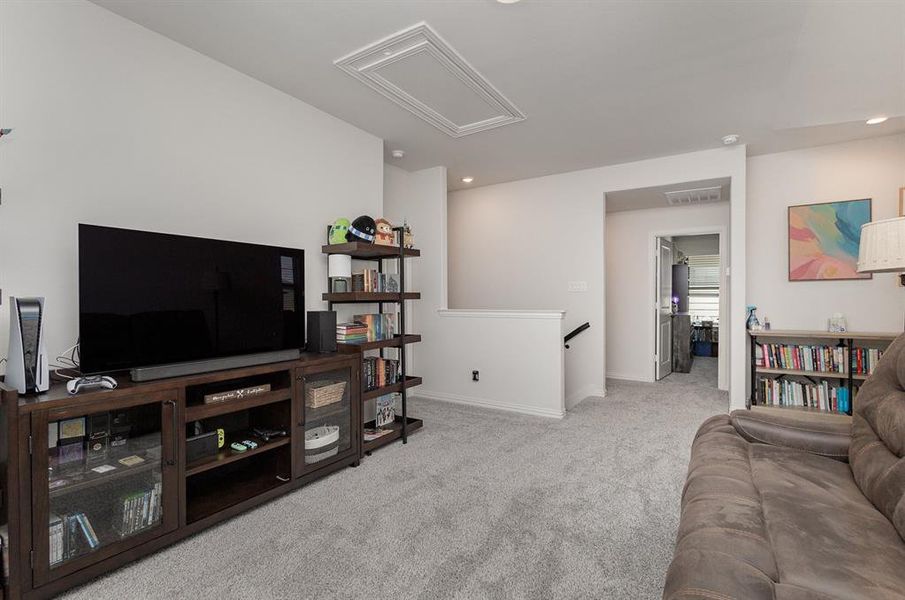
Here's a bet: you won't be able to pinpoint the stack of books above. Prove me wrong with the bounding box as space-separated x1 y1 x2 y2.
351 270 400 293
353 313 398 342
363 357 401 391
336 322 368 344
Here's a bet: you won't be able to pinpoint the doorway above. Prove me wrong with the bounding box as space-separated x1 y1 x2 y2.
655 232 722 388
603 176 730 391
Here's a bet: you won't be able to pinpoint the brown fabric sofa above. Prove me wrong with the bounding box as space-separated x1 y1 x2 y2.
663 333 905 600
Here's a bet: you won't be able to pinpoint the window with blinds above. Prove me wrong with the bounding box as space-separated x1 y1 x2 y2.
687 254 720 322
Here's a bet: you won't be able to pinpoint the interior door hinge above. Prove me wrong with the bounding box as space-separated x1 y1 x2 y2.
29 549 34 569
28 434 33 455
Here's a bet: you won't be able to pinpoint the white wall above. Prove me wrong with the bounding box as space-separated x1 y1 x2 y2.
747 134 905 332
385 165 567 417
605 203 729 386
0 0 384 365
425 310 566 418
448 146 747 409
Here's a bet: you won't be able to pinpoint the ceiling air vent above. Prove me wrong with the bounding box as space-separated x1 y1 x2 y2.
664 186 722 206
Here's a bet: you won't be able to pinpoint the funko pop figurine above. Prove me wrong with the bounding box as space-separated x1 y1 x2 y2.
374 218 395 246
329 218 350 244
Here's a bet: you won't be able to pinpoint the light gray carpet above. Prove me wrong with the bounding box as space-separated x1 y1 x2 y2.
659 354 718 388
63 358 726 600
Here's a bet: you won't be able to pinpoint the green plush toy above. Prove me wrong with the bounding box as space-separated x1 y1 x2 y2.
329 218 351 244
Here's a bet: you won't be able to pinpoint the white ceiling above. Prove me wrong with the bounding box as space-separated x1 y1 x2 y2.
605 178 731 213
92 0 905 191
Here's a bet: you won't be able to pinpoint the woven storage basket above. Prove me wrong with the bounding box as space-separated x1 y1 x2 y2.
305 380 346 408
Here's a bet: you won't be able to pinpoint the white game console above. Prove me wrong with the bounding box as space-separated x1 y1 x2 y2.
67 375 118 395
6 297 49 394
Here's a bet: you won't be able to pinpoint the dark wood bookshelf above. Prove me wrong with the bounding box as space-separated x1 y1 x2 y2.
324 230 422 455
184 389 291 421
185 437 290 477
322 291 420 303
321 242 420 259
362 376 422 401
362 416 423 453
337 334 421 353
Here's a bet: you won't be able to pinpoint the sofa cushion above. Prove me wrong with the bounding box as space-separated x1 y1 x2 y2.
850 333 905 541
731 408 851 461
753 443 905 599
665 414 905 600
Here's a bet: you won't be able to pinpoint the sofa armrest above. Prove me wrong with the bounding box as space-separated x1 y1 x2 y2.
730 409 851 461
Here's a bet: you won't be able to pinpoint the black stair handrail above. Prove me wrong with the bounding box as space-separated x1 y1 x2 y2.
564 322 590 348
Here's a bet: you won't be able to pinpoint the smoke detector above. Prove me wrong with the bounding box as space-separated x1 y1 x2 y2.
665 186 722 206
721 134 739 145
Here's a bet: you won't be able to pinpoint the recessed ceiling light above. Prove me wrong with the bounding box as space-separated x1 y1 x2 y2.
391 149 405 159
866 116 888 125
461 177 474 183
721 134 740 145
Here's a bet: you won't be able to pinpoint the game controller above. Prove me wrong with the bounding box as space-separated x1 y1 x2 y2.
67 375 118 395
252 427 287 442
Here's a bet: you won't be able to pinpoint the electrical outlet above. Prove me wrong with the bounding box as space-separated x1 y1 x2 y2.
472 370 479 382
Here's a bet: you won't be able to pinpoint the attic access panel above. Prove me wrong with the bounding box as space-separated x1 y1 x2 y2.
335 22 526 138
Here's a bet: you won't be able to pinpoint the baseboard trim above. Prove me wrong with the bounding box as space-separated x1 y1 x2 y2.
416 389 565 419
605 372 653 383
565 384 607 409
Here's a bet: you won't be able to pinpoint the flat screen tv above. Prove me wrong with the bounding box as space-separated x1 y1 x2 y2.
79 224 304 375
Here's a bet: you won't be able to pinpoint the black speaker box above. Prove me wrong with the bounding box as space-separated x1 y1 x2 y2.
307 311 337 353
186 431 218 463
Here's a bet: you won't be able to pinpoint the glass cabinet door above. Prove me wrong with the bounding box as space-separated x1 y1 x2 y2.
33 391 178 584
298 363 358 474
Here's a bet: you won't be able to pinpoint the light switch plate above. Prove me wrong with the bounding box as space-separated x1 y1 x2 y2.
568 281 588 292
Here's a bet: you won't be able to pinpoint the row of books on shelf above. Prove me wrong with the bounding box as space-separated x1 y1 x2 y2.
757 343 883 375
336 313 399 344
363 357 401 391
119 481 163 537
759 379 851 413
49 482 163 566
49 512 100 566
352 269 400 294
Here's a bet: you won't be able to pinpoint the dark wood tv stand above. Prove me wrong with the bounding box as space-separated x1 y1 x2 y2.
0 352 362 599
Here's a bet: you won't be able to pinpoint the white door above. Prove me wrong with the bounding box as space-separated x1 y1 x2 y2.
655 237 674 380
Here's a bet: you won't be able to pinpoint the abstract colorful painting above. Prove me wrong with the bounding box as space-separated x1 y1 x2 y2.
788 199 872 281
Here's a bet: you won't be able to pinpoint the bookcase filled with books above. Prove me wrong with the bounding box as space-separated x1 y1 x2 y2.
749 330 898 415
323 230 423 455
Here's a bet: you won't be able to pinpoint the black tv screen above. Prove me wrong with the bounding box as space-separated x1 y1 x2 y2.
79 225 304 374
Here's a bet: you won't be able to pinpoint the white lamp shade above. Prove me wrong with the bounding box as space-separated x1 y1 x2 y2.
328 254 352 278
858 217 905 273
